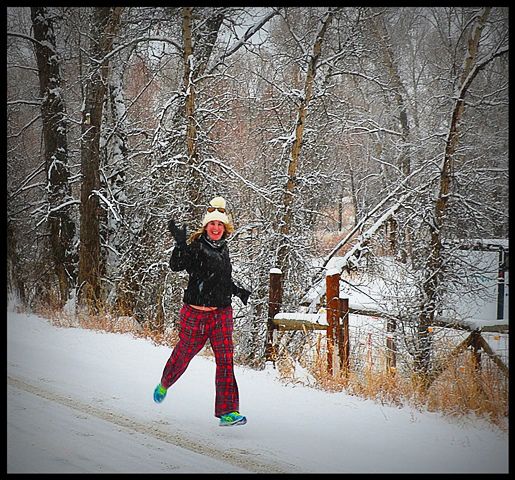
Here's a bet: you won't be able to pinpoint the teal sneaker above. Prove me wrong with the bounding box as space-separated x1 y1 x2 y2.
153 383 167 403
219 411 247 426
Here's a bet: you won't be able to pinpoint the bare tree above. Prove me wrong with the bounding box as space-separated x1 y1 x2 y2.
414 7 508 379
275 8 335 280
77 7 124 312
30 7 76 307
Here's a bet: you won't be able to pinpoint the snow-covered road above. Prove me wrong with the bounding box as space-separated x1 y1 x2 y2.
7 309 509 474
8 375 283 473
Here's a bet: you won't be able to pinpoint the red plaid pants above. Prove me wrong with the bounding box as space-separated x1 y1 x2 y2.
160 304 239 417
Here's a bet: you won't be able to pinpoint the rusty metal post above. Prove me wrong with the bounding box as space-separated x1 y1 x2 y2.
266 268 283 362
326 271 340 375
339 298 350 376
386 318 397 374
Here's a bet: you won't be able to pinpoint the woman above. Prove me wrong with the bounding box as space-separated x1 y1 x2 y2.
153 196 251 427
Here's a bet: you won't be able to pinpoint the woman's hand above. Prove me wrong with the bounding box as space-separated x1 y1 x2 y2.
237 287 251 305
168 219 187 247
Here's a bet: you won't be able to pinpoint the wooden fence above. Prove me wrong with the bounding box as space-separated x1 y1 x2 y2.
266 268 509 381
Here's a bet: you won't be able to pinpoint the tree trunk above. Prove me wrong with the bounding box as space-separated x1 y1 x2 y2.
102 49 130 271
415 8 491 378
78 7 124 312
276 9 334 278
367 8 412 263
7 218 26 303
181 7 202 217
31 7 76 307
181 7 226 218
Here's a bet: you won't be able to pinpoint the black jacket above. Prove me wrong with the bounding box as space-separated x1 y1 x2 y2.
170 234 246 307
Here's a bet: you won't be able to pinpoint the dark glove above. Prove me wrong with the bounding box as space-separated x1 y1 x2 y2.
237 287 251 306
168 219 187 247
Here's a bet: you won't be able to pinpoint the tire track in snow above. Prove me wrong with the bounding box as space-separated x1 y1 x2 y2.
8 375 293 474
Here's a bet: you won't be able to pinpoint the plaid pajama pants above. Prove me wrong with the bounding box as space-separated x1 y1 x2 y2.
160 304 239 418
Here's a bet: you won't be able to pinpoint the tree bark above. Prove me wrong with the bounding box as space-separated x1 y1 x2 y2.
78 7 124 312
31 7 76 307
181 7 226 218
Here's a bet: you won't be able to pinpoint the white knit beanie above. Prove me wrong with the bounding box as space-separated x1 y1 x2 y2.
202 196 230 227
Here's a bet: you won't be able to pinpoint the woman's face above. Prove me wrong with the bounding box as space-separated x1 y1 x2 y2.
205 220 225 241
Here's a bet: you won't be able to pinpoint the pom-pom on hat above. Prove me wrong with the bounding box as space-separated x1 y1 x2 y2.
202 196 230 227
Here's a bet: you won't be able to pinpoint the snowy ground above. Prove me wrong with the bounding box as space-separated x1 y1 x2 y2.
7 307 509 474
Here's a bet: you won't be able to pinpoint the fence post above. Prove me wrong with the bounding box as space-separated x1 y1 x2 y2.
326 270 340 375
470 329 482 371
339 298 350 376
266 268 283 362
386 318 397 374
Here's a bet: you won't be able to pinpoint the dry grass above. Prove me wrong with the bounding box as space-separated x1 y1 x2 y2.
275 339 509 431
425 354 509 430
32 302 179 348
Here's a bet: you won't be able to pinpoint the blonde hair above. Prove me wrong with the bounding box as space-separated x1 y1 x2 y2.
189 220 234 243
